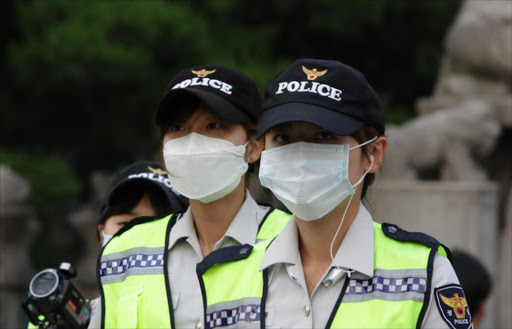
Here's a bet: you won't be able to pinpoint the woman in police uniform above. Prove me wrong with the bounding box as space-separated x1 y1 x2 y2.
96 160 189 246
89 160 187 326
90 66 290 329
257 59 472 328
199 59 473 329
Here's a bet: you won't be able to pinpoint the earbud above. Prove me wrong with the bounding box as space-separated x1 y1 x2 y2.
370 154 375 162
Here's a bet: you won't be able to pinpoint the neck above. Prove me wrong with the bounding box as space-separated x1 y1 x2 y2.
191 182 246 257
297 197 360 261
296 194 361 296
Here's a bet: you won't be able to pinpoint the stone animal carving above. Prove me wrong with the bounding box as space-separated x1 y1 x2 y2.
380 99 501 181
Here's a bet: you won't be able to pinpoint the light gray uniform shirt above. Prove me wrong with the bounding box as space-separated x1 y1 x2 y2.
88 191 269 329
260 203 459 329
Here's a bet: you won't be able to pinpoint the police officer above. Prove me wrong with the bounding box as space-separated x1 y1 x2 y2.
97 160 188 245
26 161 187 329
91 66 290 329
88 160 188 326
198 59 473 329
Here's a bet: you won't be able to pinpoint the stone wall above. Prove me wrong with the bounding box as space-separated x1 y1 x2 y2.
0 166 113 328
0 165 38 329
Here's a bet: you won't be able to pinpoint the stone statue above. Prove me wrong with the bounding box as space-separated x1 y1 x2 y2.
383 0 510 184
380 99 501 181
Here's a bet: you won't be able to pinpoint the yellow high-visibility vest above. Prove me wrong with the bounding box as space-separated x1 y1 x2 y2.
98 208 291 329
198 221 450 329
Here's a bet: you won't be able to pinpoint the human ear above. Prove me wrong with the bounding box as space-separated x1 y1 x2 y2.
366 136 387 173
244 137 264 163
97 224 104 245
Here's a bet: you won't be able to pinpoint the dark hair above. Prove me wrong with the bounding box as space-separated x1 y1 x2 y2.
351 125 383 198
97 181 173 239
451 250 493 314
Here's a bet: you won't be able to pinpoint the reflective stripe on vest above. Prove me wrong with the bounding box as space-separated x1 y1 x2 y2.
200 221 447 329
98 208 291 329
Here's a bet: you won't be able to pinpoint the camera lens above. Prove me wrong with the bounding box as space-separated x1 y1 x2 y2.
29 269 59 298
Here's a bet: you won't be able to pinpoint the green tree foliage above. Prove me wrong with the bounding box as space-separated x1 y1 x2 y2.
2 0 462 272
2 0 462 198
0 148 83 268
3 0 462 176
2 0 214 269
0 148 79 211
208 0 462 122
4 0 211 186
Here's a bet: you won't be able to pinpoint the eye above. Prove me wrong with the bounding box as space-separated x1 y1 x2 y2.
317 131 333 140
169 124 184 132
274 134 290 143
206 122 221 129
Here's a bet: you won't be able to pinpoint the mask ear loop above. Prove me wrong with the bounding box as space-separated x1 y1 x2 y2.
349 136 377 151
329 147 376 278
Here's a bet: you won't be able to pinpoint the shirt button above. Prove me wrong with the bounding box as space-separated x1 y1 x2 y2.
195 320 202 329
303 305 311 317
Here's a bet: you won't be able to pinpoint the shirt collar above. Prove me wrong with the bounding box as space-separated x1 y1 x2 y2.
260 203 374 279
168 207 196 251
215 190 266 249
330 204 374 278
168 190 266 251
260 217 300 270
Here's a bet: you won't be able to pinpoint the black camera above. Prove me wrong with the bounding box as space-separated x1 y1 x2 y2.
21 262 91 329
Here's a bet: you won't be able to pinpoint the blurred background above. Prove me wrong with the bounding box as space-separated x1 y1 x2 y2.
0 0 510 328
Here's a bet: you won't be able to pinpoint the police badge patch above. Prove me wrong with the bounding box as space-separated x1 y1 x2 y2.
434 284 473 329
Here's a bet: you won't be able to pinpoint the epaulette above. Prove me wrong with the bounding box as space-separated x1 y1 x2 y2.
196 244 253 275
381 222 452 260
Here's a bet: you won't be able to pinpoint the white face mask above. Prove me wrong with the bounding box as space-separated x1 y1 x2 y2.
163 133 249 203
259 137 376 221
102 230 113 247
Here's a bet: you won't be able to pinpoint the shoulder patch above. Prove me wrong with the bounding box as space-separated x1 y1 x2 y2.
434 284 473 329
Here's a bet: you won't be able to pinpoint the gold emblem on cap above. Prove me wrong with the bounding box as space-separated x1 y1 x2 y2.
302 66 327 80
148 166 167 175
191 69 216 77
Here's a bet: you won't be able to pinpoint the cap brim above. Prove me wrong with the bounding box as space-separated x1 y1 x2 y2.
155 88 250 125
257 102 365 139
101 178 182 213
